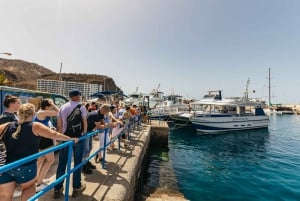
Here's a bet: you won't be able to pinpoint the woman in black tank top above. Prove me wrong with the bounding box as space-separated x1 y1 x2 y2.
0 103 78 201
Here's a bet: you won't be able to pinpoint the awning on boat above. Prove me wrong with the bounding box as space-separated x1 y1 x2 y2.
89 90 128 98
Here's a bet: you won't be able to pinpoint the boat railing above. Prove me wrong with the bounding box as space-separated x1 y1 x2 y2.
151 107 180 115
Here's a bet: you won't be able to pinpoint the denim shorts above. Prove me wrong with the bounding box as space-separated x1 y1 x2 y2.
0 162 37 184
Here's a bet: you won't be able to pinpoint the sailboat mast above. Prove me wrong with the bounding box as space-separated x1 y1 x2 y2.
268 67 271 106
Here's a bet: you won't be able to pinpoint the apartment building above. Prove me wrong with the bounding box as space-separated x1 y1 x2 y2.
37 79 102 100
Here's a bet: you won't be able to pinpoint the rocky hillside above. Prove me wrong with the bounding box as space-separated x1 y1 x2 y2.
0 58 119 91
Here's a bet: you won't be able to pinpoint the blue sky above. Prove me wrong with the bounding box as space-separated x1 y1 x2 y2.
1 0 300 104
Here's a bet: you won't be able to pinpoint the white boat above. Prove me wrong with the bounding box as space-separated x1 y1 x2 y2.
191 80 269 133
144 84 165 109
168 112 193 127
150 92 192 123
124 87 145 106
167 96 217 128
263 68 294 115
154 94 189 113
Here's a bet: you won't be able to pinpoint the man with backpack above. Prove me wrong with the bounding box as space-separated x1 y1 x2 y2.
54 89 88 199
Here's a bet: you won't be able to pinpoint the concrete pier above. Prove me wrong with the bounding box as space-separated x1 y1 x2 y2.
13 121 187 201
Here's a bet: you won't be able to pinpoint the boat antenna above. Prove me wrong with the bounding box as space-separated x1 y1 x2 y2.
243 78 250 101
268 68 271 106
156 83 160 92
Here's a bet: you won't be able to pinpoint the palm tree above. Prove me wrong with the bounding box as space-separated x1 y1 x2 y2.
0 71 13 86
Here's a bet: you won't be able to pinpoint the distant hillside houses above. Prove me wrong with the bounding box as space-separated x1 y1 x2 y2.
37 79 103 100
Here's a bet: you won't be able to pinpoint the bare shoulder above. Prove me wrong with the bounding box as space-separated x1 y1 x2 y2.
32 121 46 130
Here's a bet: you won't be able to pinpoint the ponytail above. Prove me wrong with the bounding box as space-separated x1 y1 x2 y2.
12 103 35 139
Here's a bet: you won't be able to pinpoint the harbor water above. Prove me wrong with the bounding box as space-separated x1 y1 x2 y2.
142 115 300 201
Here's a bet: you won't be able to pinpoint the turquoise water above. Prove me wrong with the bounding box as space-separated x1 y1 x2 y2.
145 115 300 201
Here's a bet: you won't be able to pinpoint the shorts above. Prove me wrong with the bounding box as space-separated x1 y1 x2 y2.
98 132 110 150
0 162 37 184
39 137 54 150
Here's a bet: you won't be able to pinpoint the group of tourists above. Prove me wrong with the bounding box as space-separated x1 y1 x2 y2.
0 89 141 201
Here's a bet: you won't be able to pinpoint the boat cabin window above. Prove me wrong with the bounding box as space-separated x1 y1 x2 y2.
131 94 139 98
227 107 236 114
240 106 245 114
221 107 228 113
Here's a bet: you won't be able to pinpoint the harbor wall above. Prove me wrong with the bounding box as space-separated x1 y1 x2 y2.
137 121 188 201
95 121 170 201
149 121 170 147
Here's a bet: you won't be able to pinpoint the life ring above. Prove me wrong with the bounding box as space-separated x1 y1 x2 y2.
164 102 167 106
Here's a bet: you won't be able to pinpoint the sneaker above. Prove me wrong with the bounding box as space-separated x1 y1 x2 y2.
87 161 96 169
99 158 108 163
72 183 86 197
82 164 93 174
13 189 22 198
36 182 48 192
53 188 63 199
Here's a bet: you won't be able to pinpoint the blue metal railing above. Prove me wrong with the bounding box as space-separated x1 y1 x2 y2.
0 139 74 201
0 115 143 201
32 130 103 201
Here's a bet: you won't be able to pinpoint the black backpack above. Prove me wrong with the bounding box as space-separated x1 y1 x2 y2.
66 104 83 137
0 112 16 125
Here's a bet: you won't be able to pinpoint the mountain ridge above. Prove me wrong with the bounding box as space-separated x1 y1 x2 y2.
0 58 119 91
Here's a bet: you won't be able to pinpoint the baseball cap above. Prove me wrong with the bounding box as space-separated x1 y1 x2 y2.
69 89 81 97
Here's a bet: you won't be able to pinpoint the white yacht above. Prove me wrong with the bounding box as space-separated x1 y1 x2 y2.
191 80 270 133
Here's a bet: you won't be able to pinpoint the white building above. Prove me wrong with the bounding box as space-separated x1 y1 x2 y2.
37 79 103 100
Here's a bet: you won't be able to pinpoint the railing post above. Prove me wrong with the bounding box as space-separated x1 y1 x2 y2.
118 133 121 150
127 120 131 141
102 129 108 169
64 142 73 201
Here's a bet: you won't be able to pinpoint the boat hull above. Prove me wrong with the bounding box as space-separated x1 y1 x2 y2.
191 115 269 133
148 114 169 121
168 113 192 126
